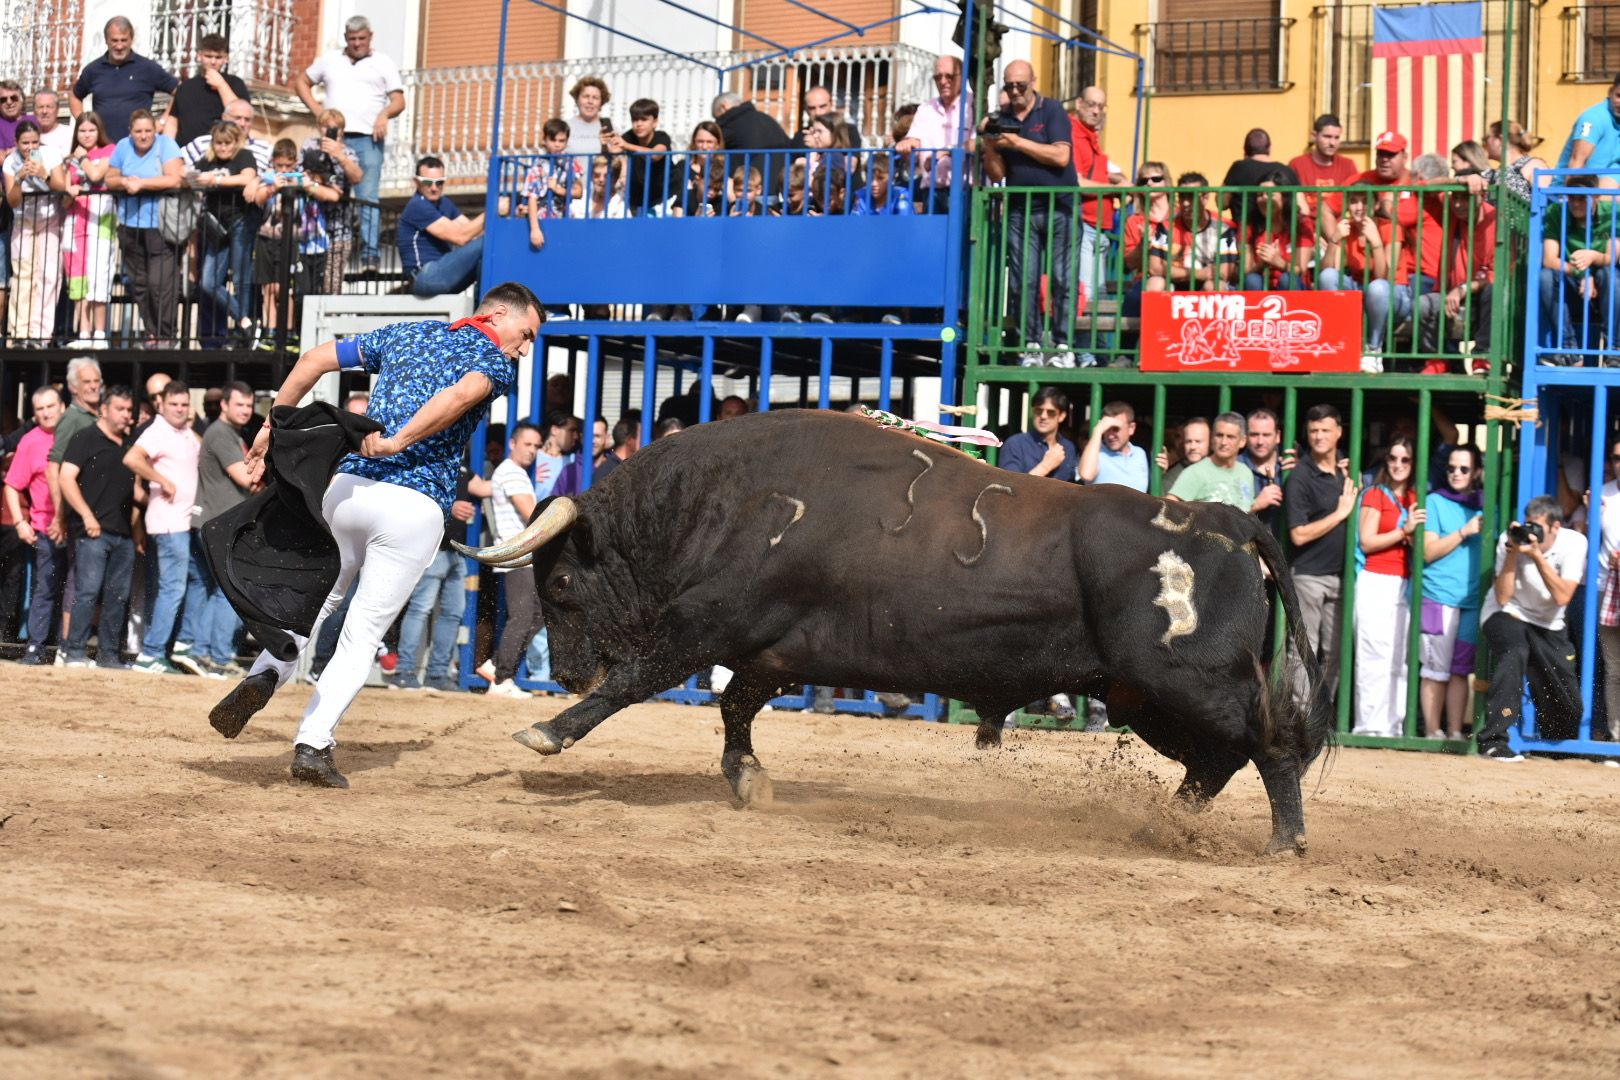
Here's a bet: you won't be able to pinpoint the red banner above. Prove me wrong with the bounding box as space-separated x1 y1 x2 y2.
1139 291 1364 373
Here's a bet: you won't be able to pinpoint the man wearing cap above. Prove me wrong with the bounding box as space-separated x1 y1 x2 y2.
1351 131 1412 216
1558 75 1620 188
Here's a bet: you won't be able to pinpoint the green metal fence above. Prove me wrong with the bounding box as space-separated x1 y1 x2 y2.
956 178 1529 747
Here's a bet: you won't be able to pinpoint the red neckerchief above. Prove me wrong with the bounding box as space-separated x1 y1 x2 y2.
449 313 500 346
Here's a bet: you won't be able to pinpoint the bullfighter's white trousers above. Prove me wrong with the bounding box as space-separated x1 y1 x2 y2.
248 473 444 749
1352 569 1411 738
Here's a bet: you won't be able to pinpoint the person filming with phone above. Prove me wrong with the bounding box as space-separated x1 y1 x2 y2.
1477 495 1587 760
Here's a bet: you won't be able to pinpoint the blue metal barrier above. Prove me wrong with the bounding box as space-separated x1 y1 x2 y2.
1510 170 1620 757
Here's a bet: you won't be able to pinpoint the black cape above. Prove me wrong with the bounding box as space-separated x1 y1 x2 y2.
201 402 384 661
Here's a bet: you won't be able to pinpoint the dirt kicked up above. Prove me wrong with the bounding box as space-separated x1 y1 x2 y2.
2 666 1618 1079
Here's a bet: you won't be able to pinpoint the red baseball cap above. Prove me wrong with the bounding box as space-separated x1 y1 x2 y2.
1374 130 1408 154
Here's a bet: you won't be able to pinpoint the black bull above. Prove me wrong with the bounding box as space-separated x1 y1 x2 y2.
459 410 1333 854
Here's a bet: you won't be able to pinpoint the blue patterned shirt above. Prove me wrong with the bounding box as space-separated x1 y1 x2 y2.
336 320 515 515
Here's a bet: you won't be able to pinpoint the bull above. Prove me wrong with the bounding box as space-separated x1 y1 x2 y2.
458 410 1333 854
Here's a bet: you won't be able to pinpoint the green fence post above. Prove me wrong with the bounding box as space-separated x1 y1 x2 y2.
1151 383 1166 496
1337 387 1365 734
1407 389 1433 739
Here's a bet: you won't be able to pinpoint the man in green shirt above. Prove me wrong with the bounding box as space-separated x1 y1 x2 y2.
1540 173 1619 364
1167 411 1275 514
45 357 102 545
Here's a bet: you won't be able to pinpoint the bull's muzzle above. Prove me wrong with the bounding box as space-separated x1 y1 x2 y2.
453 496 578 565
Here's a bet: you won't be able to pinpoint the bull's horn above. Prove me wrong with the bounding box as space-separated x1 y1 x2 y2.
453 497 578 565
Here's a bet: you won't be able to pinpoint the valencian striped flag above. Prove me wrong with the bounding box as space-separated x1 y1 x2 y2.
1370 2 1486 160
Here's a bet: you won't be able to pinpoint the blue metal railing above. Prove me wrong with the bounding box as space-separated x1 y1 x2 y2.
1511 168 1620 756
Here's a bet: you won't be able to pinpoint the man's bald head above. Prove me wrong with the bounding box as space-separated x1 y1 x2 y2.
1004 60 1035 85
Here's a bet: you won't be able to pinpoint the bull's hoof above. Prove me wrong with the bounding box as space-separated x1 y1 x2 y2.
730 761 774 809
974 725 1002 750
1263 833 1307 857
512 722 567 755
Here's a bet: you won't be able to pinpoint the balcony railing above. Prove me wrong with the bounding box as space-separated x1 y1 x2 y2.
1137 17 1294 94
1315 0 1530 147
0 0 84 95
380 42 936 194
148 0 298 88
1562 1 1620 81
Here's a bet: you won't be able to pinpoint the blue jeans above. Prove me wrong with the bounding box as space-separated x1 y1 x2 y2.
523 627 552 683
1075 220 1109 358
350 135 384 263
199 216 253 326
411 237 484 298
1244 271 1305 291
66 533 135 661
397 548 466 680
178 529 241 663
26 535 67 648
1540 266 1620 356
1006 206 1073 349
1317 271 1405 353
140 531 189 656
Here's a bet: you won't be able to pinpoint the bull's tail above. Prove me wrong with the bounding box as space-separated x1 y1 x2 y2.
1247 521 1335 771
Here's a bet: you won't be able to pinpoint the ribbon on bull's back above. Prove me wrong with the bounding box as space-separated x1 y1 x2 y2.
859 406 1001 459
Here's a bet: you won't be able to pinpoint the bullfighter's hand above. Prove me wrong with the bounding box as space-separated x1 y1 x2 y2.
359 432 399 457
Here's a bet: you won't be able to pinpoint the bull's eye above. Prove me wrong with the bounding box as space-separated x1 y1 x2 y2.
555 574 571 591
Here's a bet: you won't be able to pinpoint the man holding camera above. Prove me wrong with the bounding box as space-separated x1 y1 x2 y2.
1478 495 1587 760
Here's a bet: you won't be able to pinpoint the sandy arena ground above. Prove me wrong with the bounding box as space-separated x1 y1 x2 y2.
2 666 1619 1079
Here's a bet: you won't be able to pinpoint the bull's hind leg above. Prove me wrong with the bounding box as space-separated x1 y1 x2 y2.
718 675 781 808
969 701 1022 750
1254 752 1308 856
1172 751 1247 812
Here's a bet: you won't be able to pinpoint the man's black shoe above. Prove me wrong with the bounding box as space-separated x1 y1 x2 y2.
291 744 349 789
209 670 278 739
18 649 44 666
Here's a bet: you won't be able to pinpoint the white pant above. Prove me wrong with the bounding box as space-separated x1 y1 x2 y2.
1353 570 1411 738
249 473 444 749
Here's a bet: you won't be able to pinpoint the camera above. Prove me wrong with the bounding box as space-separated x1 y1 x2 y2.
981 115 1005 137
1507 521 1545 547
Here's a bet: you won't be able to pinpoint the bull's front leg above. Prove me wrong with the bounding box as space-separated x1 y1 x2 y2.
1254 751 1308 856
512 655 692 755
718 675 783 808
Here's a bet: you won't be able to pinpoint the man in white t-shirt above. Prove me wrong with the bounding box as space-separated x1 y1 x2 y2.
33 91 72 156
123 380 202 675
479 422 542 699
289 14 404 271
1478 495 1587 759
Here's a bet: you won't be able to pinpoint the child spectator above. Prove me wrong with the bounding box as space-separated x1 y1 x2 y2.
1353 436 1425 737
191 119 258 342
1243 170 1309 289
727 164 765 217
1420 444 1484 740
851 154 913 216
524 118 585 247
570 155 625 219
301 109 362 293
2 120 65 344
252 138 340 351
809 164 847 216
1169 172 1238 291
607 98 671 216
53 111 116 349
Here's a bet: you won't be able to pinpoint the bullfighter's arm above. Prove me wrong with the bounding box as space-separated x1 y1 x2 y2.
247 341 343 477
359 372 494 458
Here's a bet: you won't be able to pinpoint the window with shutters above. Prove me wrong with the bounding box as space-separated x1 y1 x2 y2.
1139 0 1293 93
1049 0 1100 103
1563 1 1620 81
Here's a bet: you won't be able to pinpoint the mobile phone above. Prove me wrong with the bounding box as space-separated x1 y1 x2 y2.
325 126 338 141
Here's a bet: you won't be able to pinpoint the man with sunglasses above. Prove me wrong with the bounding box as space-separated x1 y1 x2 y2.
0 80 36 151
398 155 485 298
999 387 1077 481
209 281 543 788
895 55 975 215
979 61 1079 368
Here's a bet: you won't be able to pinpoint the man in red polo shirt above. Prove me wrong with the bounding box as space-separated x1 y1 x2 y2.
1068 86 1119 364
1288 113 1360 256
1352 130 1412 221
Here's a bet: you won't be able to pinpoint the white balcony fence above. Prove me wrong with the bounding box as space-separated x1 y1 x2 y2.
381 42 937 194
0 0 85 95
148 0 298 87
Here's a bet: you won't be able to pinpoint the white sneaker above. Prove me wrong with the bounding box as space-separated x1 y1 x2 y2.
1017 352 1045 367
1360 354 1384 373
1047 347 1076 369
475 659 496 684
66 337 95 350
487 679 530 699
